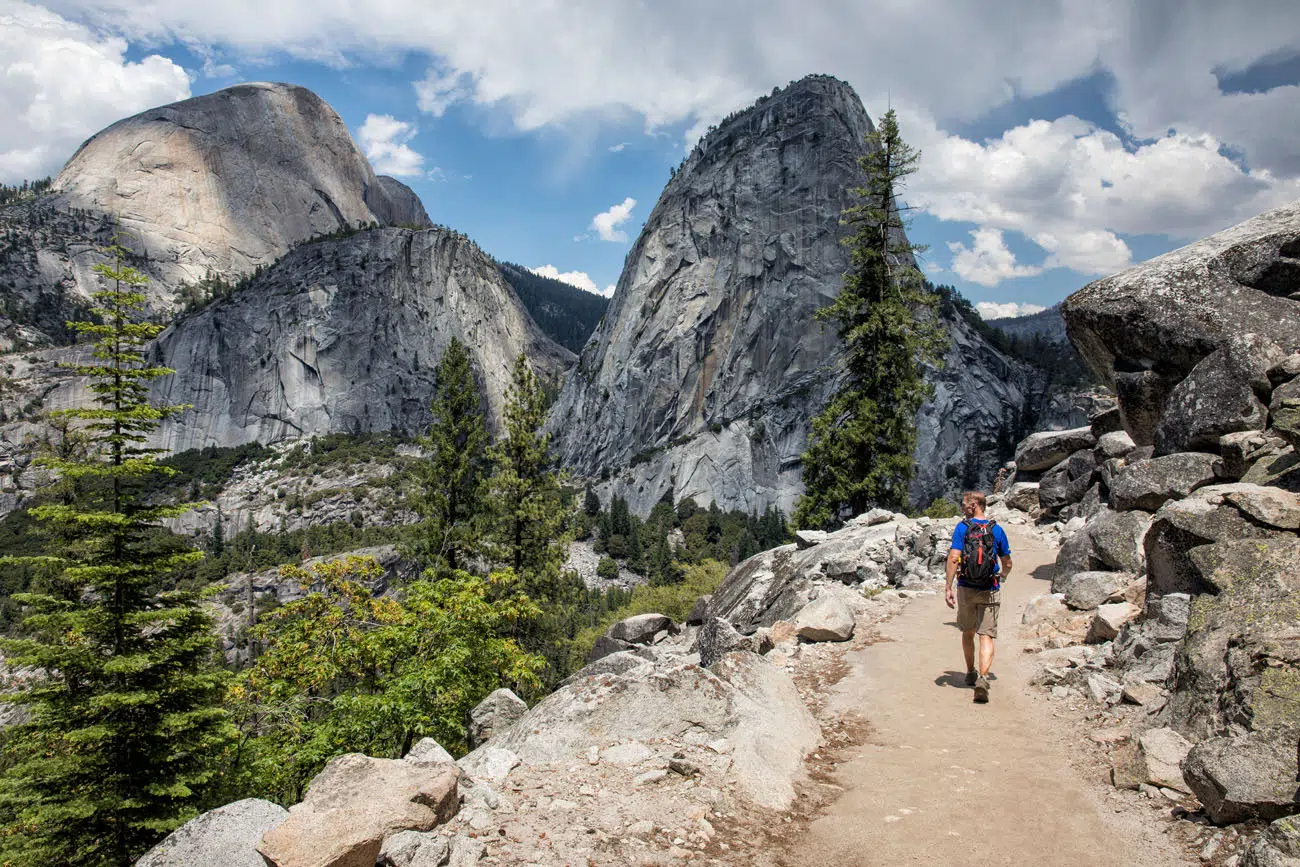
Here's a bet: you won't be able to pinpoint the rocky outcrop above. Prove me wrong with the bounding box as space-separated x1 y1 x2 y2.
546 75 1039 515
136 799 287 867
1182 728 1300 825
1063 200 1300 447
116 228 570 452
257 753 459 867
46 83 429 314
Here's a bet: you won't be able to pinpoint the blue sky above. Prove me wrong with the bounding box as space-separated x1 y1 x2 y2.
4 1 1300 317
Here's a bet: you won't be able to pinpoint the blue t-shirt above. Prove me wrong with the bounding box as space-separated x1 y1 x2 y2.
951 519 1011 588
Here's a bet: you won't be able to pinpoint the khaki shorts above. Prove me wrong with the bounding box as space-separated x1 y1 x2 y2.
957 586 1001 638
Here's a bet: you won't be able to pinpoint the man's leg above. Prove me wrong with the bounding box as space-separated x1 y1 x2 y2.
978 634 995 677
962 630 976 672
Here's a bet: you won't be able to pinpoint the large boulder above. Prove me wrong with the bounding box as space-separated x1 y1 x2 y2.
1220 431 1290 480
1062 199 1300 446
1170 537 1300 739
1153 338 1281 455
697 617 769 667
1015 427 1097 473
1038 450 1099 512
1063 571 1137 611
1182 728 1300 825
606 613 675 644
1137 727 1194 793
707 545 808 634
1109 453 1222 512
1086 602 1142 643
487 653 819 810
1096 430 1137 460
792 593 856 642
137 799 288 867
1144 484 1280 598
1085 507 1151 574
257 755 459 867
468 689 527 748
1244 815 1300 867
1004 481 1040 512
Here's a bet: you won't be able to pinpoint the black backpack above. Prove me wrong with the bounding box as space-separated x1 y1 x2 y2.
960 519 999 589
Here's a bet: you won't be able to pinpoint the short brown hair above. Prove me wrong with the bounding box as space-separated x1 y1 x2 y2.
962 491 986 509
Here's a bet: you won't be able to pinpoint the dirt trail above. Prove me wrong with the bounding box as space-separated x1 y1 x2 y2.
781 527 1190 867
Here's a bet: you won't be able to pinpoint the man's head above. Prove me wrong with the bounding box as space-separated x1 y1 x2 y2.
961 490 987 518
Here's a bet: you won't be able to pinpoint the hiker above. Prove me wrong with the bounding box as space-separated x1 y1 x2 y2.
944 490 1012 703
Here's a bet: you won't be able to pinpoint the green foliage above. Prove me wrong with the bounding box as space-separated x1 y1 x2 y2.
226 556 544 804
596 556 619 582
796 109 948 529
407 338 489 574
0 244 234 867
919 498 961 519
495 261 610 353
569 560 728 668
0 177 52 208
483 355 581 681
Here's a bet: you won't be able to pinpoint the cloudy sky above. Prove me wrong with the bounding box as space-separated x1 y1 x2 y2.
3 1 1299 317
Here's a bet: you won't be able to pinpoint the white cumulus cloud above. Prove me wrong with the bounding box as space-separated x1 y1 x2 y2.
0 1 191 183
947 228 1044 286
590 197 636 243
356 114 425 177
975 301 1047 320
530 264 615 297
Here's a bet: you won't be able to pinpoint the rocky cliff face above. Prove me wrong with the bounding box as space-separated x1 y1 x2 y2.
0 82 430 342
547 75 1039 515
137 227 571 452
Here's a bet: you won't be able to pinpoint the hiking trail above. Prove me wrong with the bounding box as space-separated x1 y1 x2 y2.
775 526 1193 867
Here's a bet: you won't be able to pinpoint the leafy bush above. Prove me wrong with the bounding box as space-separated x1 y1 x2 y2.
568 559 727 669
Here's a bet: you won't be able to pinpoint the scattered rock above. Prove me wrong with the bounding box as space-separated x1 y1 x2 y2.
1223 485 1300 530
468 689 528 748
1004 482 1040 512
1063 571 1137 611
795 530 829 549
1172 537 1300 738
1138 728 1194 794
607 613 675 645
1121 682 1165 707
1183 728 1300 825
457 745 522 784
587 634 633 663
1109 453 1222 512
1016 427 1098 473
634 769 669 786
792 593 856 642
378 830 449 867
686 595 711 626
136 799 288 867
1087 602 1142 643
1154 341 1277 455
1039 450 1099 512
1145 485 1280 598
602 741 653 767
257 754 458 867
404 738 454 765
1243 815 1300 867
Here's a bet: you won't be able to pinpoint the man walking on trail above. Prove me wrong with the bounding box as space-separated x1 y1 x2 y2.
944 491 1012 703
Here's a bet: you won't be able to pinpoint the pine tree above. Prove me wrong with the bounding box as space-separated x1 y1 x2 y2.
795 109 948 529
0 244 234 867
484 356 571 602
482 355 579 682
409 338 489 574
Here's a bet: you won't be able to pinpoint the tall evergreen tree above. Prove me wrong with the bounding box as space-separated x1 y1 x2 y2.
0 244 234 867
795 109 948 529
409 338 489 574
483 355 571 603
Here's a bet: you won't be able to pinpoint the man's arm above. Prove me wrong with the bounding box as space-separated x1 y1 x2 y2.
999 555 1013 581
944 549 961 608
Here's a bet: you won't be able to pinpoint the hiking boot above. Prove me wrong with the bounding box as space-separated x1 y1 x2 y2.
965 670 978 687
973 676 990 703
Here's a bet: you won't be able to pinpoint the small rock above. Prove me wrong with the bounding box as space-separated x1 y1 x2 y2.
405 737 455 765
669 758 702 778
1138 727 1193 794
1121 682 1165 708
1087 602 1142 643
603 741 652 767
627 820 655 839
795 530 829 549
634 769 669 786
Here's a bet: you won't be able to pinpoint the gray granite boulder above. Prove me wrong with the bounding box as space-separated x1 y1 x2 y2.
1154 338 1281 455
1086 602 1142 643
792 593 855 642
1063 199 1300 447
607 613 675 645
1015 427 1097 473
1109 453 1222 512
1171 537 1300 739
136 799 287 867
1038 449 1099 512
1085 507 1151 574
1243 815 1300 867
697 617 768 668
1182 727 1300 825
1063 571 1137 611
1221 430 1291 480
1096 430 1137 460
1144 485 1280 598
1004 481 1040 512
468 689 528 748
